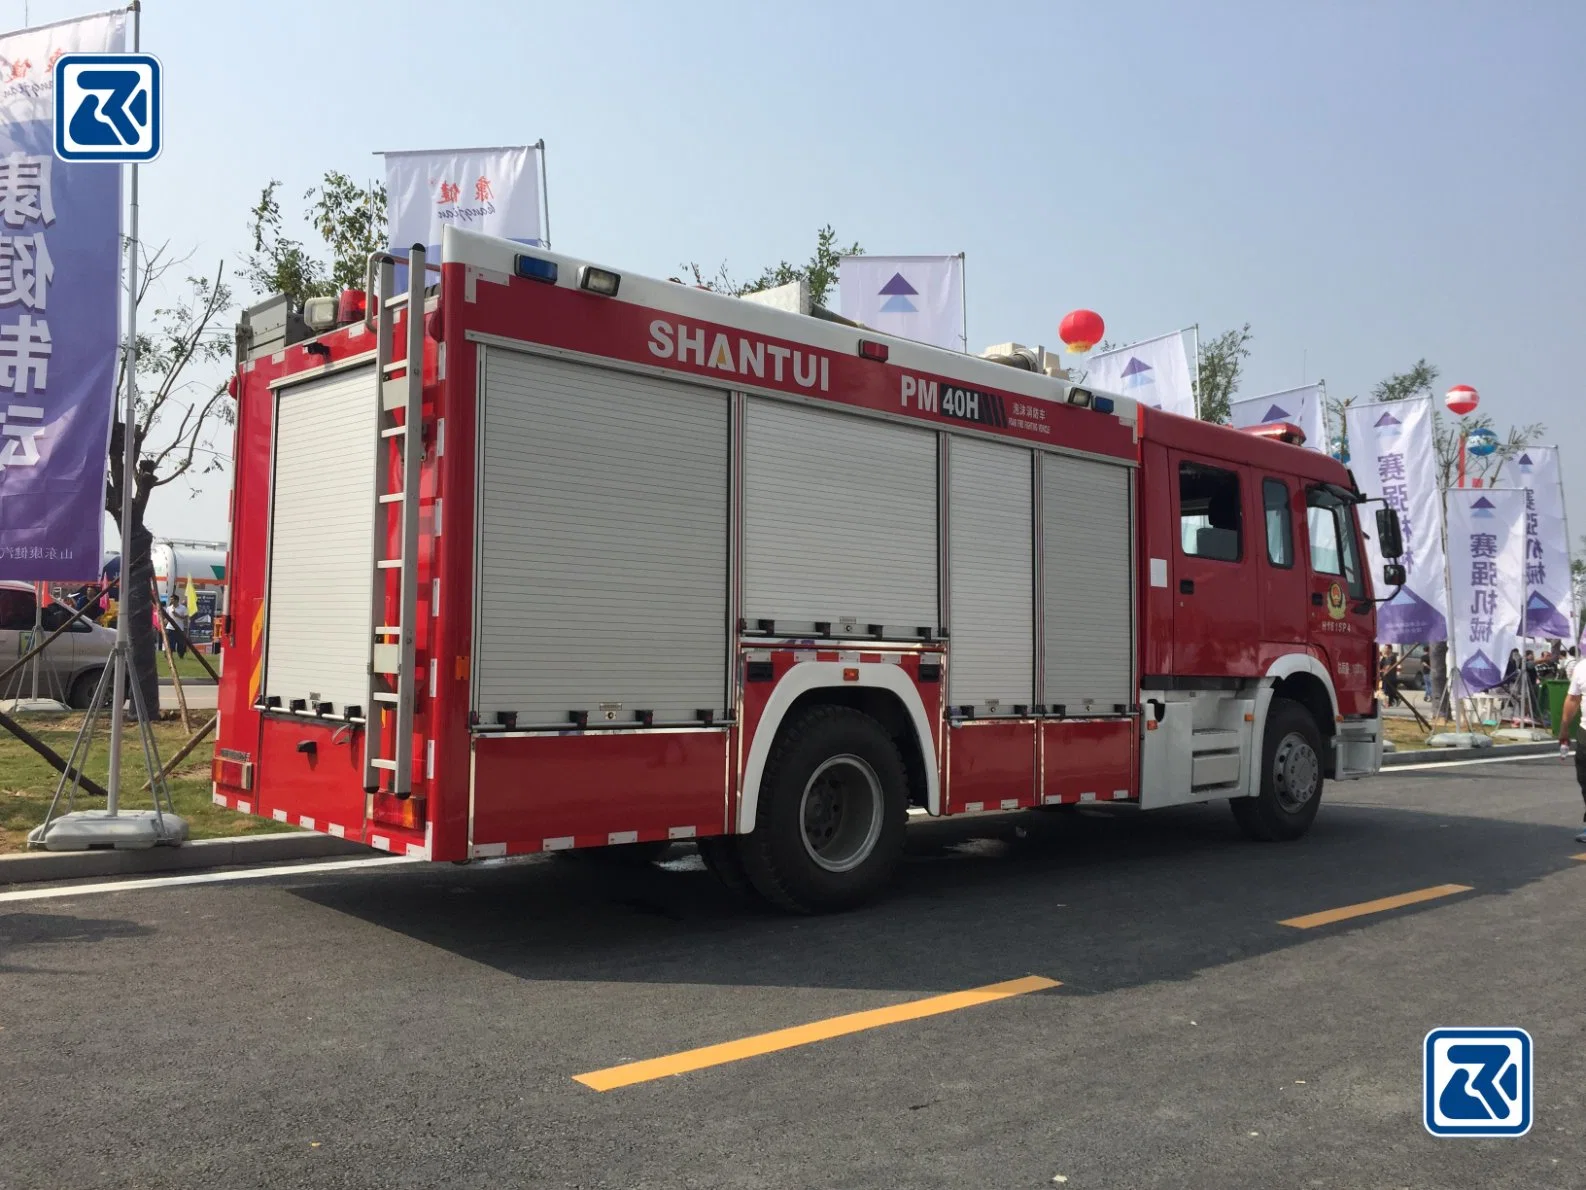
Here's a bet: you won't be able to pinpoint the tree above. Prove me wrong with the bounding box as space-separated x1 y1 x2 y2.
109 245 234 715
245 173 387 307
680 225 863 307
1339 360 1545 490
1193 323 1253 425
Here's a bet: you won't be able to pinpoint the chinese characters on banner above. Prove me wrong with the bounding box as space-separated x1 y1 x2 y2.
382 145 544 273
1344 397 1449 642
0 10 125 580
1446 487 1526 694
1511 446 1575 639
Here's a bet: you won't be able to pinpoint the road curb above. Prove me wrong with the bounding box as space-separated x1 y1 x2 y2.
0 832 376 886
1382 741 1558 766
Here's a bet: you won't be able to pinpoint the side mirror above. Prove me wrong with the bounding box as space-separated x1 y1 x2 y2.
1382 562 1406 588
1375 507 1404 559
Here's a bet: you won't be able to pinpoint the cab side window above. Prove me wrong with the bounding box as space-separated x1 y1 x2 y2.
1263 479 1294 568
0 588 35 630
1180 462 1242 562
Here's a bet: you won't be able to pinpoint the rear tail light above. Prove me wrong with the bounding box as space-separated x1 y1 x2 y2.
213 754 253 791
373 792 427 831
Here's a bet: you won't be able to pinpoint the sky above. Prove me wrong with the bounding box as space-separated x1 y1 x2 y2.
13 0 1586 545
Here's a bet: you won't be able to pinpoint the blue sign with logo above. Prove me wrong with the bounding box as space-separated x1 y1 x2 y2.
53 53 161 163
1424 1027 1532 1137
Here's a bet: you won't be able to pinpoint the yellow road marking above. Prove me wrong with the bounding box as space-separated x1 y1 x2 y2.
573 974 1059 1092
1572 854 1586 863
1279 883 1473 930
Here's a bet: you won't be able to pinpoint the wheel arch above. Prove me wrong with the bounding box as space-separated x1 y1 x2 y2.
1258 654 1339 783
739 662 938 834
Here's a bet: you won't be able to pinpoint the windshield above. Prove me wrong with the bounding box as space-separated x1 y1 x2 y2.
1307 486 1365 599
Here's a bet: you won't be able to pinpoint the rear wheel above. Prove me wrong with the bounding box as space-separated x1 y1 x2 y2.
68 669 109 710
697 836 756 896
1231 696 1324 841
738 705 908 913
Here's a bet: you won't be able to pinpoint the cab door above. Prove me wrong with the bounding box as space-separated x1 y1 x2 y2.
1170 453 1259 676
1259 477 1308 649
1303 485 1375 714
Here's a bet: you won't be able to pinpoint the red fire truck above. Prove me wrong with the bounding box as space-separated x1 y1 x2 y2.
214 227 1400 912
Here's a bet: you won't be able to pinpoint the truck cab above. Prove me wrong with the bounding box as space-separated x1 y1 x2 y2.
1138 411 1384 819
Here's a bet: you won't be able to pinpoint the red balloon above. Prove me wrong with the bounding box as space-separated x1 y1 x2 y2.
1445 384 1479 416
1059 309 1105 354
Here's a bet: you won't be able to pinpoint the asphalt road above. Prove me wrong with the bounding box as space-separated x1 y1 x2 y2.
3 756 1584 1189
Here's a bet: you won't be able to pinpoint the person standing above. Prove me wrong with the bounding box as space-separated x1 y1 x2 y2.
1556 663 1586 843
1378 644 1402 708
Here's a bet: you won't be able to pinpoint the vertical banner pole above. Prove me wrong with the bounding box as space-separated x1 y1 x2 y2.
1318 378 1329 455
958 251 967 353
1440 487 1465 730
1559 467 1581 648
1191 323 1202 420
106 0 142 815
536 138 550 248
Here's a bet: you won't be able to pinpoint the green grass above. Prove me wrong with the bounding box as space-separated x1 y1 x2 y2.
159 649 222 683
0 712 291 852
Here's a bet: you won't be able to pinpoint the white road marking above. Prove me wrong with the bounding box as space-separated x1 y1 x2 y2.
0 855 417 904
1388 751 1561 772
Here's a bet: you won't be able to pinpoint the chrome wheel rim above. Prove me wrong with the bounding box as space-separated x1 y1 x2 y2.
798 755 884 873
1272 731 1320 812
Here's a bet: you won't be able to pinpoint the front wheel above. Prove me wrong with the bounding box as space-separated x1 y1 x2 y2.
738 705 908 913
1231 696 1324 841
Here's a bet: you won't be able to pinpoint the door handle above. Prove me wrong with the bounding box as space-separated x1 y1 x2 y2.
1311 593 1324 606
1179 579 1195 594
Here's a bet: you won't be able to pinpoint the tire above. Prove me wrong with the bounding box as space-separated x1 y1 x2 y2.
1231 696 1325 842
697 836 756 897
738 705 908 913
68 669 109 710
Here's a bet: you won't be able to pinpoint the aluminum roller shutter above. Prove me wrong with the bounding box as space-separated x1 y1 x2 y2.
1041 455 1133 712
744 398 938 632
264 366 377 717
474 349 729 725
948 437 1034 710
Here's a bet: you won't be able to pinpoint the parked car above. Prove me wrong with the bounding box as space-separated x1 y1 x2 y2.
1393 646 1427 690
0 580 116 708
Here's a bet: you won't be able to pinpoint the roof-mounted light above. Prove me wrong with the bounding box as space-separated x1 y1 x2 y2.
577 265 621 297
515 255 559 285
302 296 338 332
1066 387 1094 408
857 340 889 362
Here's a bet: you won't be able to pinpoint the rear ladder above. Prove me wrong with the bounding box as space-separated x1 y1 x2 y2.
362 245 427 796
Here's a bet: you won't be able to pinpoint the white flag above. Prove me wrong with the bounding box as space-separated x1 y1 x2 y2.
383 146 543 263
1084 330 1196 418
1231 385 1327 451
1344 398 1449 644
837 255 965 351
1447 488 1526 693
1510 447 1576 639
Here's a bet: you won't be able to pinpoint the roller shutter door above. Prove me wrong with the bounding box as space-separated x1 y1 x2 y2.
948 438 1034 710
474 349 729 725
1041 455 1133 712
744 399 938 633
264 366 377 717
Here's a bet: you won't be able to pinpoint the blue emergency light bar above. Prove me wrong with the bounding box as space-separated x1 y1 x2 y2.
515 255 559 285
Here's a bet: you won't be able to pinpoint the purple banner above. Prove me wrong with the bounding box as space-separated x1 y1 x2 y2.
0 11 125 581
